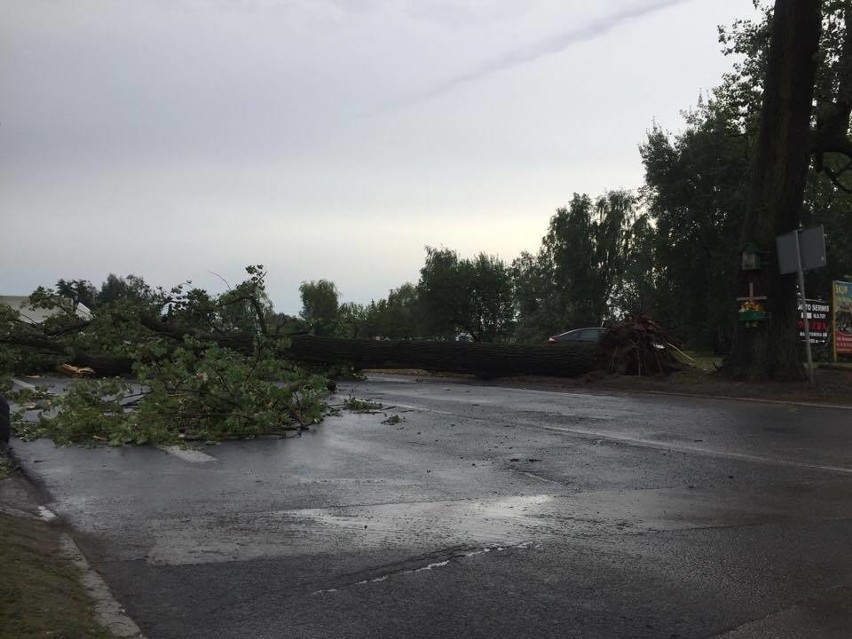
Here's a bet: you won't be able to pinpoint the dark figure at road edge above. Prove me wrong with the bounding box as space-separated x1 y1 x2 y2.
0 395 10 449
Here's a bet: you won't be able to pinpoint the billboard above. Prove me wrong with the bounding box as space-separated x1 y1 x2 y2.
833 281 852 357
797 299 829 344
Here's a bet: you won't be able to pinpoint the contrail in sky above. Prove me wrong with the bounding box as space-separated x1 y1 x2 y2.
364 0 692 116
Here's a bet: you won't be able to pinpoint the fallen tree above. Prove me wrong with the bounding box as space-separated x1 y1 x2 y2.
1 332 598 379
3 268 599 380
1 268 601 447
0 268 332 445
286 336 598 378
599 316 681 376
138 319 599 379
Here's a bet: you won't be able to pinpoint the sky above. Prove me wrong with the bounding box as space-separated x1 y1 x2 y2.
1 0 758 315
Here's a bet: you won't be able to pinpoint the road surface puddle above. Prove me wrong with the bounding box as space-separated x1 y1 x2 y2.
142 482 852 566
296 493 554 548
143 494 555 565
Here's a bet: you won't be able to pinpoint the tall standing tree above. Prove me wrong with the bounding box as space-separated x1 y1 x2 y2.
510 250 558 342
97 274 155 308
55 279 98 311
299 280 340 336
373 283 422 340
535 191 638 329
335 302 367 339
640 104 750 349
539 194 600 327
726 0 825 379
418 247 514 342
467 253 516 342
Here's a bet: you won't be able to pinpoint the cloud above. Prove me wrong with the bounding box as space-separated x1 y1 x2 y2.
365 0 692 115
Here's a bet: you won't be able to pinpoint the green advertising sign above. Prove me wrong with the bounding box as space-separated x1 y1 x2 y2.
833 280 852 359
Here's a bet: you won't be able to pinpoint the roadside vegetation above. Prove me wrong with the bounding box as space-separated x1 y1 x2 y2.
0 511 113 639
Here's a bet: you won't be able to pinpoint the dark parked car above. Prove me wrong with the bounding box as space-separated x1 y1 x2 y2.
547 327 605 343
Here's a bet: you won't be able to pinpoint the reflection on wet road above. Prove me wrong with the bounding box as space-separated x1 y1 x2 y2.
12 374 852 638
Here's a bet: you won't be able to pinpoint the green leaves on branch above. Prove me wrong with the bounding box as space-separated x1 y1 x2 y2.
11 337 329 446
4 266 332 446
132 336 327 440
342 396 383 412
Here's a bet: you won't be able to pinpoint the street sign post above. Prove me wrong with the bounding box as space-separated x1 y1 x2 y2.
777 226 827 274
776 226 827 385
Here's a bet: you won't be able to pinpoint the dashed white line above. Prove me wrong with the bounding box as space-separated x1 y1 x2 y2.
38 506 57 522
158 445 217 463
514 470 562 484
11 377 37 391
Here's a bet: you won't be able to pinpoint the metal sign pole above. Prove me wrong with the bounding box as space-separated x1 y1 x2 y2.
794 230 815 385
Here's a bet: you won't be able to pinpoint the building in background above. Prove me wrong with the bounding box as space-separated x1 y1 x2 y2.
0 295 92 325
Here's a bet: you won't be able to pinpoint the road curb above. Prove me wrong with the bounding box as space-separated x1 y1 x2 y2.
1 444 146 639
60 535 146 639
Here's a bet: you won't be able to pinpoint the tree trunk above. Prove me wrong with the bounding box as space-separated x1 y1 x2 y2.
139 319 599 377
287 336 597 378
3 332 597 379
726 0 822 380
0 335 136 377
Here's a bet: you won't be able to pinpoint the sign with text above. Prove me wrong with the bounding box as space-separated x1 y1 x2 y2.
797 299 829 344
834 281 852 356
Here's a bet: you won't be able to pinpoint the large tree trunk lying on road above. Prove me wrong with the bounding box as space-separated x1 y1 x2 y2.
4 330 597 378
140 320 599 377
0 334 135 377
287 336 597 378
64 338 598 379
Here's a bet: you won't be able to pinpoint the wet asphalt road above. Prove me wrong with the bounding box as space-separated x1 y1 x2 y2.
11 374 852 638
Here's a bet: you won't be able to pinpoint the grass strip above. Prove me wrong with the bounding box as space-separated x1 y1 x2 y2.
0 512 113 639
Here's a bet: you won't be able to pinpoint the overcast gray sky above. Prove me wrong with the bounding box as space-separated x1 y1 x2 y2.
1 0 756 314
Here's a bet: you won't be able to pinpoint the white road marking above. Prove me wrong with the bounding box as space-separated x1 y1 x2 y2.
11 377 37 391
158 445 217 463
514 470 562 484
38 506 57 522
